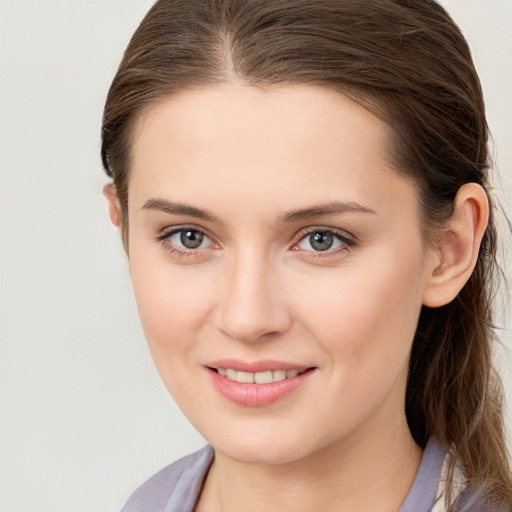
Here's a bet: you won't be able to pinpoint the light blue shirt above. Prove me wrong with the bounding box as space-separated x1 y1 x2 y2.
121 439 488 512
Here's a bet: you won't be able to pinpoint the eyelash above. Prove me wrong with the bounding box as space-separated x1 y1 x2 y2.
292 227 357 258
156 226 215 258
156 226 357 259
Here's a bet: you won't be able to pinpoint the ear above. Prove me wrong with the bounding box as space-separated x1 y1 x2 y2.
422 183 489 308
103 183 122 228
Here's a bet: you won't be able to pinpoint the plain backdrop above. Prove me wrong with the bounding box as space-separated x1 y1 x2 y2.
0 1 510 511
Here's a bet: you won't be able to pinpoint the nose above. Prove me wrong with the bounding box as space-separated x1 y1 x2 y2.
214 248 292 343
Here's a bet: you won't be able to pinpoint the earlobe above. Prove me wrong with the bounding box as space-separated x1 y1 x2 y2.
103 183 122 228
422 183 489 308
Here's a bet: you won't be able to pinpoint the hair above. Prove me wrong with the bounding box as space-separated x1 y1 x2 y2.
101 0 511 508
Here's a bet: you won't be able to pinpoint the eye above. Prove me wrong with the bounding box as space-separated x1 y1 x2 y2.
175 229 206 249
295 229 355 255
302 231 336 251
157 227 215 254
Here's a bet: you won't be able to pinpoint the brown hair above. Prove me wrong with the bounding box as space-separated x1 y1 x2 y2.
101 0 512 508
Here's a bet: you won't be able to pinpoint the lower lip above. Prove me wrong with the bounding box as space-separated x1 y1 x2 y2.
207 368 315 407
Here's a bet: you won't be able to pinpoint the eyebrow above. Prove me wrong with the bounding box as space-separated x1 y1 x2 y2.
142 198 223 224
278 201 377 224
142 198 376 225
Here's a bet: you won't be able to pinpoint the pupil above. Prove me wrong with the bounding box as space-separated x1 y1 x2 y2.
310 231 333 251
180 230 203 249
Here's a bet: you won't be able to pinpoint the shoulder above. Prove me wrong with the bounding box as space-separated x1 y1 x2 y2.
456 490 503 512
121 445 214 512
399 439 501 512
427 440 502 512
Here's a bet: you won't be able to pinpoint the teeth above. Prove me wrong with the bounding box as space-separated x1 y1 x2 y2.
254 370 273 384
273 369 286 381
217 368 306 384
236 371 254 383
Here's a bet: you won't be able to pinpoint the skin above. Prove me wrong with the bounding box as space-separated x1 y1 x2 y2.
105 83 489 511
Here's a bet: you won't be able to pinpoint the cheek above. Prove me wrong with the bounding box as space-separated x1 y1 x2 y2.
128 254 215 358
128 257 221 417
294 250 425 374
288 257 425 438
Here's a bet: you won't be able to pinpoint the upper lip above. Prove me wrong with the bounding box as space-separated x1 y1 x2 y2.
205 359 314 373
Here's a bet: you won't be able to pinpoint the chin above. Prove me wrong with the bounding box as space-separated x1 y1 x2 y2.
204 424 329 466
221 441 308 465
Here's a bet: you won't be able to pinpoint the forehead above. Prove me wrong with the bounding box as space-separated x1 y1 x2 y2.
128 84 418 220
132 83 389 170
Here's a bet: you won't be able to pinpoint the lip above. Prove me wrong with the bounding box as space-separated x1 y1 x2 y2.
205 360 316 408
206 359 311 373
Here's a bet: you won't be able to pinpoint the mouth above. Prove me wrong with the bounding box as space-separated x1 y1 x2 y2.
210 367 312 384
205 361 317 407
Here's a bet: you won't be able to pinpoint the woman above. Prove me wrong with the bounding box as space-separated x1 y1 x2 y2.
101 0 512 510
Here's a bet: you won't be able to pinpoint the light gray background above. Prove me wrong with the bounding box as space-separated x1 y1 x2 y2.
0 1 510 511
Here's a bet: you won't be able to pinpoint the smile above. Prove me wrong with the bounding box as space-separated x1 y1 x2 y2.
206 362 316 407
215 368 307 384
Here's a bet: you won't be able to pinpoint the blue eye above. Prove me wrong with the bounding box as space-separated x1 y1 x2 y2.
296 229 354 253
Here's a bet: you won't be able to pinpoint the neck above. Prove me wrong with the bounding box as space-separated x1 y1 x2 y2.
197 414 422 512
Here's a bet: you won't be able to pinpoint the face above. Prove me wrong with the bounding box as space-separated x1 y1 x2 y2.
124 84 435 464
